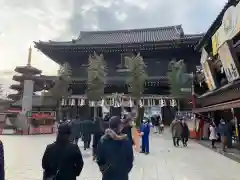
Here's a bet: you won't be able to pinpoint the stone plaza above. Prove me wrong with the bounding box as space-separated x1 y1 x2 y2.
2 131 240 180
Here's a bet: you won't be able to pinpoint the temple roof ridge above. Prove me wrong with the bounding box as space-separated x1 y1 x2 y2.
78 24 183 38
34 24 204 48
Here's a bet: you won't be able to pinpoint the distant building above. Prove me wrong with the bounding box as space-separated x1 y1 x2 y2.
35 25 203 124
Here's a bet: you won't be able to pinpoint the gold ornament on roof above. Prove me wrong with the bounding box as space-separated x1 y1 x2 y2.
27 46 32 66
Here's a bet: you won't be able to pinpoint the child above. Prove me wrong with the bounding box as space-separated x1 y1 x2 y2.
140 119 150 154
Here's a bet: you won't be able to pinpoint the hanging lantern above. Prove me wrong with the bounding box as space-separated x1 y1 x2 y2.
152 99 156 106
71 99 75 106
139 99 143 108
171 99 177 107
129 97 133 107
120 98 123 107
114 96 120 108
89 101 94 107
148 99 151 106
81 99 85 106
160 99 166 107
77 99 81 106
101 99 105 107
61 99 65 106
111 97 115 107
114 101 117 108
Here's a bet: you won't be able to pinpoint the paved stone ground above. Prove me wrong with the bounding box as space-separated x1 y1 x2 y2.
1 131 240 180
198 139 240 163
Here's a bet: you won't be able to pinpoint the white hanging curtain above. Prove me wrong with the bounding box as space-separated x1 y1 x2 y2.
77 99 81 106
139 99 143 108
114 97 120 108
160 99 166 107
71 99 75 106
120 98 123 107
111 97 114 107
170 99 177 107
101 99 105 107
89 101 94 107
80 99 85 106
129 97 133 107
61 99 65 106
152 99 155 106
147 99 151 106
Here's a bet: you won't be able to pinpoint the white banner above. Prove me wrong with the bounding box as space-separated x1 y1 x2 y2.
218 41 239 82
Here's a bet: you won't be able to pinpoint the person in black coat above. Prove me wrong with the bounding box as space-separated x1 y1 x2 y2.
0 140 4 180
80 119 94 150
71 116 81 144
181 120 190 147
96 116 134 180
121 117 134 146
42 123 84 180
92 117 104 160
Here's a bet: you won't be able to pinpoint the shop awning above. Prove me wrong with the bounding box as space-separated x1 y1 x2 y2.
193 99 240 113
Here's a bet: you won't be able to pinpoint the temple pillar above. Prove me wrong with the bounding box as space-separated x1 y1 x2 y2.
19 79 34 133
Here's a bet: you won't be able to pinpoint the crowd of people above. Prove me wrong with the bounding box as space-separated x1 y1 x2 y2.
0 113 190 180
170 118 190 147
42 114 135 180
208 118 235 151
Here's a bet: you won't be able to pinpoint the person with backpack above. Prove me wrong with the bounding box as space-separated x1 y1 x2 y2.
42 123 84 180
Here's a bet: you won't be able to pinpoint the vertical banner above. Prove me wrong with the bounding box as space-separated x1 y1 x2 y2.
218 41 240 82
200 48 216 90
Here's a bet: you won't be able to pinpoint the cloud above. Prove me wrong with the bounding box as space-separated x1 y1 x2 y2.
0 0 228 94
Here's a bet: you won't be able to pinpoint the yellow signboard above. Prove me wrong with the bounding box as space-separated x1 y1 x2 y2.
212 4 240 55
218 41 239 82
200 48 216 90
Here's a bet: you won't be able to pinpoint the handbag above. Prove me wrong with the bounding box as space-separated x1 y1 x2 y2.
43 146 67 180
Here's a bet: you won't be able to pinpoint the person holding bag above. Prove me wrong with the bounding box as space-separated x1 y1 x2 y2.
42 123 84 180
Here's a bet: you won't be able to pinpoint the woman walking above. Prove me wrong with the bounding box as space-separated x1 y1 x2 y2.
42 123 84 180
181 120 189 147
209 122 217 149
92 117 104 161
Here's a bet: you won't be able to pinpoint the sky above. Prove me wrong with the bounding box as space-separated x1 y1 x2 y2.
0 0 228 96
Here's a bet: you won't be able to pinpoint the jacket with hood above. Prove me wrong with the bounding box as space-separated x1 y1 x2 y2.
170 120 183 138
96 129 134 180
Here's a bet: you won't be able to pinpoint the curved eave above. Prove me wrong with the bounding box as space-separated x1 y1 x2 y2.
7 94 22 101
195 0 237 51
15 66 42 74
10 84 43 92
12 75 46 82
9 84 22 91
34 36 202 50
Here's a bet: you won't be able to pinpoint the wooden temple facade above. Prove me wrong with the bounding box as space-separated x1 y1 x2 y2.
193 0 240 145
35 25 203 124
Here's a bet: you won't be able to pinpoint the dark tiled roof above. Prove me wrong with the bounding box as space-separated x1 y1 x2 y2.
35 25 203 47
77 25 184 45
12 96 57 107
